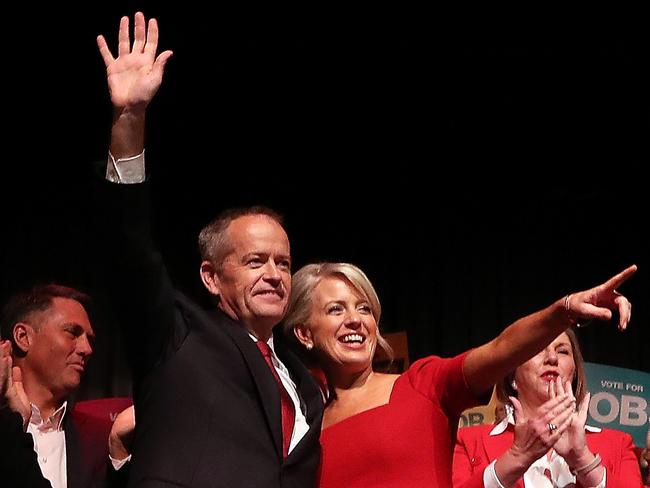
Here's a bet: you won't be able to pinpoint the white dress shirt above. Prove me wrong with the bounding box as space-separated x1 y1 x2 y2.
27 402 68 488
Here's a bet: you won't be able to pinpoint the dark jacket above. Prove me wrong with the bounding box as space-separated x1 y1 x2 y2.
102 179 323 487
0 408 52 488
0 403 121 488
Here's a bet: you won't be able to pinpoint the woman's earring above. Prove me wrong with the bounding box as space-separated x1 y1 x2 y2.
511 380 517 391
305 342 313 351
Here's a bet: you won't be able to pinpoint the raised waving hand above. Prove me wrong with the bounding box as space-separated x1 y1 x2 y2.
97 11 173 111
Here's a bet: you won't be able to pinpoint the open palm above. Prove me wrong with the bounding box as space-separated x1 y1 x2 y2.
97 12 173 109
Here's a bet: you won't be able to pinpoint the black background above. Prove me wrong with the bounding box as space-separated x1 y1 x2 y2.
1 5 647 398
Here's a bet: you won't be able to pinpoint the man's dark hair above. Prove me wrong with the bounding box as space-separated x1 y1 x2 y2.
0 284 90 345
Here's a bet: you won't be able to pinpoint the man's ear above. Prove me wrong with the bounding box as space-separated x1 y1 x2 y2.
200 260 221 296
13 323 34 354
293 324 313 349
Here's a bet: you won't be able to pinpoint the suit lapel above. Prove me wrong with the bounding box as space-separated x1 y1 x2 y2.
214 310 284 459
484 425 516 464
483 426 526 488
274 333 323 425
64 414 85 488
273 331 324 464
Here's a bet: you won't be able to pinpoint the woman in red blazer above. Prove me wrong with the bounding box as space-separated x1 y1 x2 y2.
453 328 643 487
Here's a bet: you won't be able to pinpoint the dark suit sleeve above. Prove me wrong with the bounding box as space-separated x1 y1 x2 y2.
96 173 187 382
0 408 52 488
106 460 130 488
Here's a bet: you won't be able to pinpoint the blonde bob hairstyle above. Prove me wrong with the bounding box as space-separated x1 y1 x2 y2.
496 327 587 407
283 262 393 362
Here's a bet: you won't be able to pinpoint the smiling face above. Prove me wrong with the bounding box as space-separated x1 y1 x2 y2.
212 215 291 337
512 332 576 409
297 276 378 376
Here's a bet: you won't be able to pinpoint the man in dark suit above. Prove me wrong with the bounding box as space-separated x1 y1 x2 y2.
1 339 52 488
95 12 324 487
0 285 116 488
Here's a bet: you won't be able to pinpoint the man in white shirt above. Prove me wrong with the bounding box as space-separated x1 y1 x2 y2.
0 284 113 488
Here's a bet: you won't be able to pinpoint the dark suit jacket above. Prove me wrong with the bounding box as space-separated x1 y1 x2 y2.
0 402 120 488
101 179 324 487
453 422 644 487
0 408 52 488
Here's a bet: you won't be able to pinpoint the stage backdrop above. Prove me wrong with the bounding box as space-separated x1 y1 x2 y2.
585 361 650 448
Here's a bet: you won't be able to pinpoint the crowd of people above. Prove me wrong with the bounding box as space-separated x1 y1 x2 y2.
1 11 648 488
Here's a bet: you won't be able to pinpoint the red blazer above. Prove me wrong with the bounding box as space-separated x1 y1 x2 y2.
453 423 643 488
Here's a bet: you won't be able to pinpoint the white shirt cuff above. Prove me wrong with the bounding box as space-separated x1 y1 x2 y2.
484 460 506 488
106 150 146 184
109 453 132 470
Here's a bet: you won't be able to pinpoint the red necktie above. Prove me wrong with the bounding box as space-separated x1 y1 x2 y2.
256 340 295 458
543 468 552 481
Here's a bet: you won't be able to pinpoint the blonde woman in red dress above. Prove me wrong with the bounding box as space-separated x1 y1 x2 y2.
283 263 636 487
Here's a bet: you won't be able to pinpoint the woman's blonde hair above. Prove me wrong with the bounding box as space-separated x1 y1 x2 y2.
283 262 393 362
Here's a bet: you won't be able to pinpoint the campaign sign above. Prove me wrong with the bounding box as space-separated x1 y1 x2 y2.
584 361 650 447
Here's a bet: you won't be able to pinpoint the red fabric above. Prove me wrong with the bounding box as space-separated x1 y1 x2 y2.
256 341 295 459
453 423 645 487
318 352 479 487
72 397 133 423
67 397 133 486
543 468 552 481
